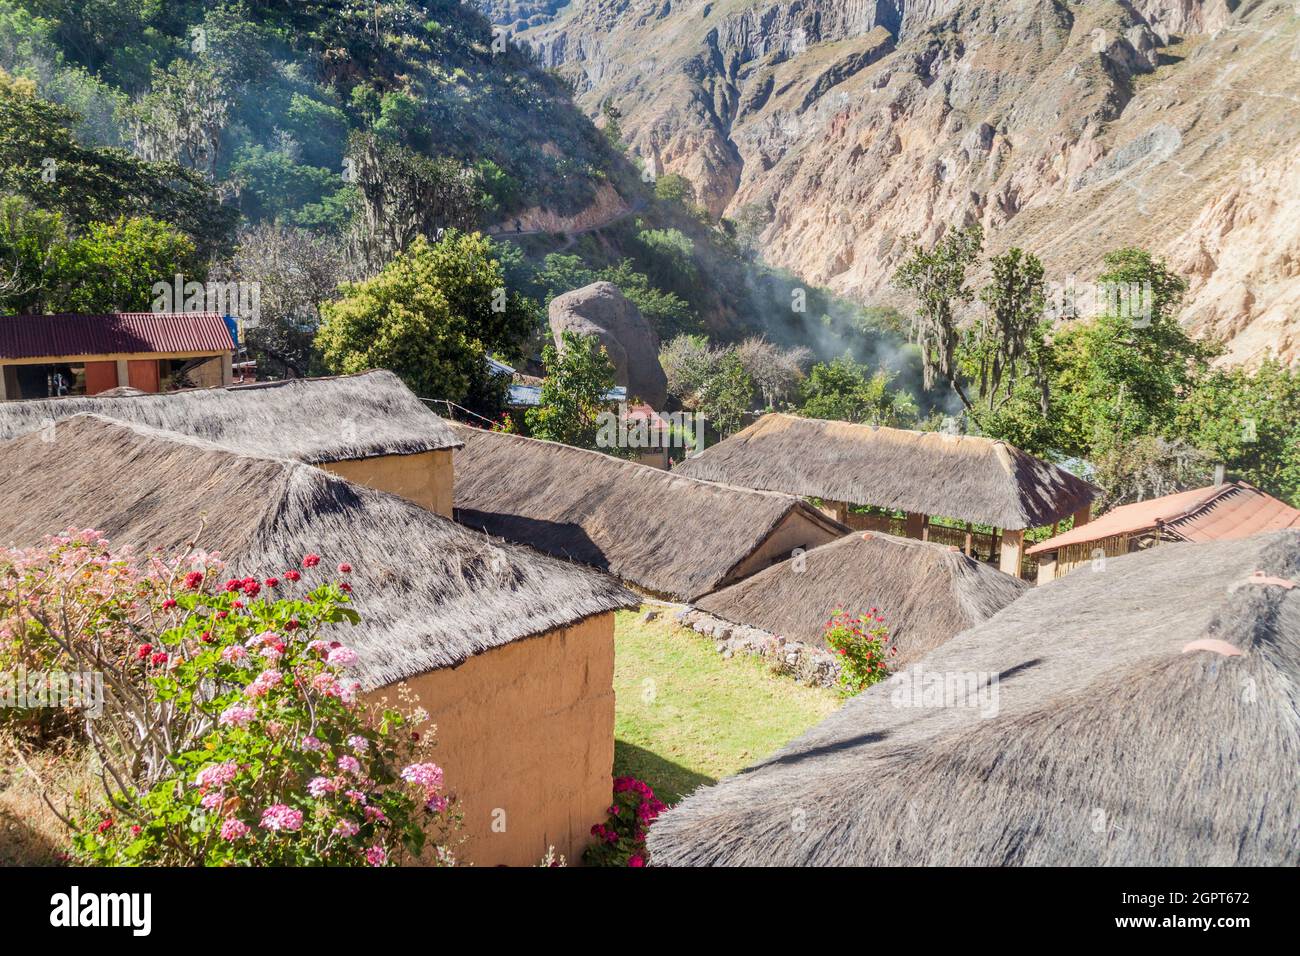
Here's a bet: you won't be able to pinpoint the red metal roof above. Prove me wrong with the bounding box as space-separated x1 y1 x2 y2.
0 312 234 361
1028 482 1300 554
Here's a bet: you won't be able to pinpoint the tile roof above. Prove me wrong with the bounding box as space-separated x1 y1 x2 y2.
1027 482 1300 554
0 312 235 361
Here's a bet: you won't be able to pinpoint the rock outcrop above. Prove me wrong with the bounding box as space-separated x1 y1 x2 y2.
548 281 670 408
492 0 1300 364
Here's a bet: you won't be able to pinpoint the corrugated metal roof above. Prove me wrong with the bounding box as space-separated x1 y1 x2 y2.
1028 482 1300 554
0 312 235 361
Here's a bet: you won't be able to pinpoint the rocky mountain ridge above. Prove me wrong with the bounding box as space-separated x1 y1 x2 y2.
490 0 1300 364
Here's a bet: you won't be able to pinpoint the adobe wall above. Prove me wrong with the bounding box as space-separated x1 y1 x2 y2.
368 612 616 866
325 449 453 517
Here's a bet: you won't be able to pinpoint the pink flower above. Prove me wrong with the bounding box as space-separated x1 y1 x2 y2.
338 563 352 574
301 735 323 752
401 763 444 792
308 776 337 798
259 804 304 832
628 854 645 867
348 735 369 752
200 792 224 810
326 646 357 666
302 554 321 569
332 818 359 838
424 794 448 813
220 817 249 841
337 755 361 775
220 645 247 664
219 703 255 727
195 761 239 789
365 845 388 867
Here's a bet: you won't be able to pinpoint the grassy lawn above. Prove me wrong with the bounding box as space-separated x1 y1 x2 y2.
612 609 839 805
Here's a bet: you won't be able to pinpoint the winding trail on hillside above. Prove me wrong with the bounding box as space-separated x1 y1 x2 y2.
486 195 647 249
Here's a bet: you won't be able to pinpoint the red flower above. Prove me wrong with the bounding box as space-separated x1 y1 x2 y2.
161 598 177 610
264 577 279 588
223 579 242 593
242 580 261 598
216 611 228 620
284 570 301 582
628 854 645 867
183 571 204 590
150 652 168 666
338 562 352 574
136 644 153 659
339 582 352 593
302 553 321 569
200 631 213 644
96 818 113 834
285 619 300 631
232 600 244 609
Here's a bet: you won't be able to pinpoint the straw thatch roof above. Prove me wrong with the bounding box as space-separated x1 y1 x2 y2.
0 370 461 464
695 532 1027 668
648 530 1300 866
674 414 1099 530
450 424 848 602
0 415 636 689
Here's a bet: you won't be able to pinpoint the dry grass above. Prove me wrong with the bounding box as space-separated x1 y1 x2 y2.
0 733 91 866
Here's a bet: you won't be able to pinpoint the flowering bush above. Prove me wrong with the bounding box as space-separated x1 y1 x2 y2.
583 776 666 867
1 530 457 866
1 529 175 740
823 608 895 695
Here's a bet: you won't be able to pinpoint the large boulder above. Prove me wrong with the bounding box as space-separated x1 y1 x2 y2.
548 281 668 409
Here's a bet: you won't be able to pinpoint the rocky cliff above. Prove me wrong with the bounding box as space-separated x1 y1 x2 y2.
492 0 1300 364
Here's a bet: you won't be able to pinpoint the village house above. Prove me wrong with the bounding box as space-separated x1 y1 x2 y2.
1028 480 1300 583
450 423 848 602
0 414 638 866
648 530 1300 866
673 413 1100 579
693 531 1027 669
0 370 460 517
0 312 236 400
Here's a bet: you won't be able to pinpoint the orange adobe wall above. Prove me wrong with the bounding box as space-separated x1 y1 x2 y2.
324 449 453 517
366 611 616 866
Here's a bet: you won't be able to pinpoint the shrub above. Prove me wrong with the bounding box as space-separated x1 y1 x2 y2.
822 609 895 695
583 776 666 867
1 530 458 866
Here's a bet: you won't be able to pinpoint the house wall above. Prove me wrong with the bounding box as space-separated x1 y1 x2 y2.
721 511 844 585
368 612 616 867
324 449 453 518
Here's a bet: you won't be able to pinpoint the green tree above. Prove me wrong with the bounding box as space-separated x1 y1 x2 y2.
317 231 535 410
0 68 235 257
1050 248 1217 460
526 331 617 450
50 214 203 312
0 193 63 312
697 351 754 438
1175 357 1300 503
800 354 917 427
891 223 983 401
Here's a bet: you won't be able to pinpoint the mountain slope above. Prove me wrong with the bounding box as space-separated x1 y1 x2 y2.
497 0 1300 363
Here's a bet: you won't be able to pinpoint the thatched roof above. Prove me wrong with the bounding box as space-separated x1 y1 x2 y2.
450 424 848 602
695 532 1027 668
674 414 1099 530
0 370 461 463
648 531 1300 866
0 415 636 689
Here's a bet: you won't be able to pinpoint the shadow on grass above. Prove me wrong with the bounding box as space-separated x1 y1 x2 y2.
614 740 715 806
